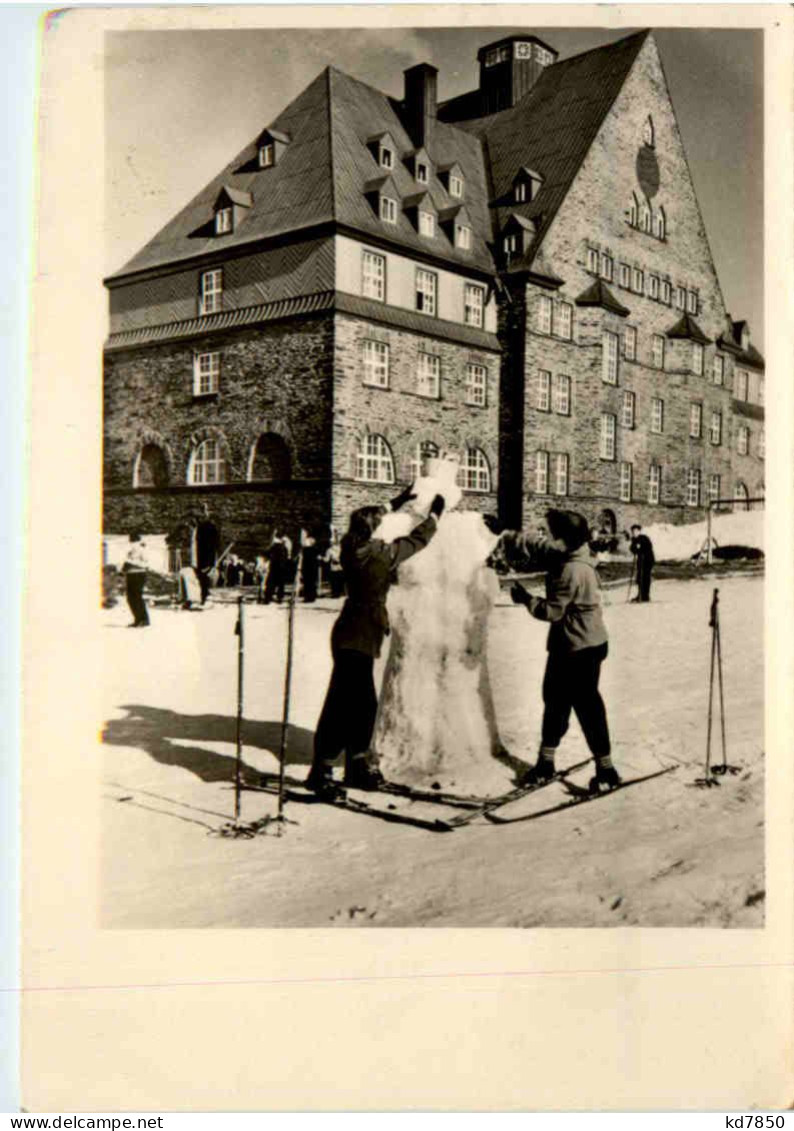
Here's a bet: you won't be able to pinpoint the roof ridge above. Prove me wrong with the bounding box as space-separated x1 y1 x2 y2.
547 27 651 70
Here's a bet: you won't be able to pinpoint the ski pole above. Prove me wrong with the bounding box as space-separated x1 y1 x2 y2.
715 593 728 768
234 595 244 821
277 547 303 831
705 588 718 779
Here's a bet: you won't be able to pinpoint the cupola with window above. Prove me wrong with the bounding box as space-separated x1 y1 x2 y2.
512 166 543 205
477 34 558 114
257 128 290 169
213 186 253 235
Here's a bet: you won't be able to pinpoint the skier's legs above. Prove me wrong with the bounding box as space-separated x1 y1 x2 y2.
540 651 573 750
570 643 611 757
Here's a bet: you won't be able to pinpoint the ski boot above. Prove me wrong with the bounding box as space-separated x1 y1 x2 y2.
588 765 622 794
344 757 386 792
305 764 345 802
516 759 556 788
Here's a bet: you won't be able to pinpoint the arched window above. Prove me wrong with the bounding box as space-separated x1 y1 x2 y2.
249 433 291 481
189 438 226 485
629 194 638 228
457 448 491 493
356 434 395 484
643 115 655 147
134 444 168 488
733 481 750 511
641 202 652 233
409 440 439 481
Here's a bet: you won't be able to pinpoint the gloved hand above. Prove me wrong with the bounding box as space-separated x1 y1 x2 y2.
510 582 529 606
430 494 446 518
391 482 418 512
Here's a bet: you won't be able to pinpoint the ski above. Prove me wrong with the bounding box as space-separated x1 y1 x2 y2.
284 787 454 833
445 758 593 829
378 780 488 810
483 765 678 826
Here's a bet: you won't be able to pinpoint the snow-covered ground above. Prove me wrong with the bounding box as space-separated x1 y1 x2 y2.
639 508 763 561
101 573 764 928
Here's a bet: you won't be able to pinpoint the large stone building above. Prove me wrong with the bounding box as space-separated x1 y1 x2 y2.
103 28 764 565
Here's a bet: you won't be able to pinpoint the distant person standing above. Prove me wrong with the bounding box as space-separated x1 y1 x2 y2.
122 532 150 627
264 531 289 604
300 532 319 603
629 524 655 603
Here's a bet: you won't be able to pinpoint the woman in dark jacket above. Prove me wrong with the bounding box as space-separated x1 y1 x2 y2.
508 509 620 793
306 486 444 798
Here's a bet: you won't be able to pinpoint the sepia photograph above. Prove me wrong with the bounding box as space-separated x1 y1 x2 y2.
99 21 766 929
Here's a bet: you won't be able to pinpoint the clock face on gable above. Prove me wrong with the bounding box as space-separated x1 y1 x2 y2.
636 144 660 199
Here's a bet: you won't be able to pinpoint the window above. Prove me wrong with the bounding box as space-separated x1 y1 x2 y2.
623 325 637 361
258 143 274 168
449 174 463 198
190 438 225 485
734 481 750 509
661 280 672 305
737 426 749 456
536 370 551 412
554 374 571 415
556 302 573 340
535 450 549 494
362 250 386 301
215 207 232 235
601 253 613 282
619 263 631 288
632 267 644 294
380 145 393 169
675 286 686 310
602 331 618 385
515 181 528 203
712 355 724 386
686 468 701 508
416 162 429 184
415 269 437 316
648 464 662 505
418 209 435 237
735 368 749 402
600 414 616 461
193 352 220 396
380 195 397 223
651 334 665 370
620 461 633 502
503 233 518 256
692 342 704 375
641 205 652 234
689 403 702 439
464 284 485 328
536 45 554 66
709 474 721 505
553 453 569 497
362 340 389 388
710 411 722 446
537 295 552 335
622 390 636 429
410 440 439 480
629 197 638 227
649 274 660 300
458 448 491 492
465 363 487 407
687 290 698 314
455 223 472 250
643 116 654 147
651 397 664 434
356 434 395 483
654 209 666 240
416 352 441 398
199 269 223 316
587 247 599 273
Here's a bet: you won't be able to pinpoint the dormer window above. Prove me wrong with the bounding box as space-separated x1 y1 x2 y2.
380 145 393 169
380 196 398 224
513 167 543 205
439 163 465 199
418 209 435 237
366 132 399 172
416 162 429 184
258 143 274 168
515 182 528 203
450 174 463 198
215 207 232 235
501 213 535 262
643 116 655 147
455 223 471 250
503 233 517 255
365 173 400 224
256 128 289 169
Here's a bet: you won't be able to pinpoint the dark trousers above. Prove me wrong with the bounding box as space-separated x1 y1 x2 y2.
125 572 149 626
264 566 286 604
636 559 653 601
312 647 377 770
541 642 610 757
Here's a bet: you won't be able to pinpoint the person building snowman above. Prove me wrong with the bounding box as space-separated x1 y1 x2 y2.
305 483 444 799
505 509 621 793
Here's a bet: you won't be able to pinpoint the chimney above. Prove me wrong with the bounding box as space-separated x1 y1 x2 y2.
477 35 557 114
403 63 438 150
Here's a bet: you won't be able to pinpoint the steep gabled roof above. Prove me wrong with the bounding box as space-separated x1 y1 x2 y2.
440 30 650 263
